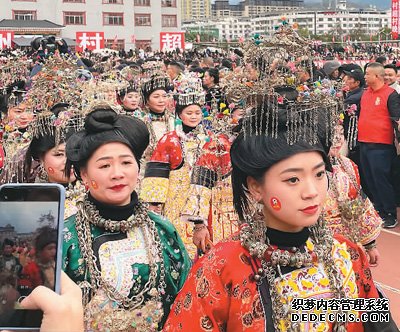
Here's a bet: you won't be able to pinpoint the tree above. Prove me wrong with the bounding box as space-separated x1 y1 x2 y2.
348 22 368 41
185 31 217 43
37 211 55 228
296 26 311 39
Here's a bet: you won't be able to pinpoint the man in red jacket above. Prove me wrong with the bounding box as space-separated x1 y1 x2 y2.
358 62 400 228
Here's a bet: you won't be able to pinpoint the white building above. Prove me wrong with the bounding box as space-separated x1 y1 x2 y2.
0 0 181 51
255 8 390 38
183 7 390 42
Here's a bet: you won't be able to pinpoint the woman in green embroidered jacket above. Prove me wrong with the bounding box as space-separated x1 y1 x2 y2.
62 105 191 332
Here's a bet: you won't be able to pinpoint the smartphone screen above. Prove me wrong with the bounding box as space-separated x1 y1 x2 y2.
0 184 65 330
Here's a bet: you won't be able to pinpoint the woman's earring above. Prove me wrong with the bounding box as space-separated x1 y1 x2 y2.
38 164 48 182
245 195 265 240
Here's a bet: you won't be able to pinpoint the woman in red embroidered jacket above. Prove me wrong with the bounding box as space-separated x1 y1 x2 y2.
164 98 397 332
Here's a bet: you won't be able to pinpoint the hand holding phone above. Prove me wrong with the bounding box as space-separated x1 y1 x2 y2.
20 271 84 332
0 184 65 331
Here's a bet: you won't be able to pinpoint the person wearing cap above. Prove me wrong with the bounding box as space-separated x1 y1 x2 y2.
342 69 365 159
63 106 191 331
384 64 400 93
322 60 341 80
338 63 362 80
358 62 400 228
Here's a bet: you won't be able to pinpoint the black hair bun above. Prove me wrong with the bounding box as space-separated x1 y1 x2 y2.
6 80 25 94
85 109 118 133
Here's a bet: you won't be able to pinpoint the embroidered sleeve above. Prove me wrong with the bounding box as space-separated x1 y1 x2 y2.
62 216 86 282
180 134 232 223
194 134 232 180
334 234 379 299
150 132 183 170
163 252 230 332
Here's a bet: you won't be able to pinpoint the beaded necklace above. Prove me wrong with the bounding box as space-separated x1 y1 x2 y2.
176 124 208 170
75 197 167 331
144 108 172 156
240 218 347 332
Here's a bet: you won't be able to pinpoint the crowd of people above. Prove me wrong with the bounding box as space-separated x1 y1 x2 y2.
0 25 399 331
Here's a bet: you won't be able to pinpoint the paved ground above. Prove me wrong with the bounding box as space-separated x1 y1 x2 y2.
372 225 400 327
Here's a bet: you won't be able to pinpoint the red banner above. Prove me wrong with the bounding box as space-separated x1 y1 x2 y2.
160 32 185 51
76 32 104 52
0 31 14 49
392 0 399 40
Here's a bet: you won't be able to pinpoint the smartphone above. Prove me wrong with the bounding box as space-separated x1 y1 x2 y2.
0 183 65 330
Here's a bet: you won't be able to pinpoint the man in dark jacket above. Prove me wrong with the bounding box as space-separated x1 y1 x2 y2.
342 69 368 194
343 69 365 152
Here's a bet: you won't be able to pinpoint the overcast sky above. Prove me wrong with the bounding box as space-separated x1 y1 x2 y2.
0 202 58 233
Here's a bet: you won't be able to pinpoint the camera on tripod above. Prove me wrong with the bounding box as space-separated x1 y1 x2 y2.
30 36 69 55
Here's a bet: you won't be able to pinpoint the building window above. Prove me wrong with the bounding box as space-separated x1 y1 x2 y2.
63 0 85 3
13 10 36 20
63 11 86 25
103 0 123 3
161 0 176 7
134 0 150 6
105 39 125 49
135 39 151 49
162 15 177 27
103 12 124 25
134 14 151 26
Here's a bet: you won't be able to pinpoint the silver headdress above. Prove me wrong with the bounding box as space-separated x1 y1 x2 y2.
175 73 205 108
229 25 342 145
